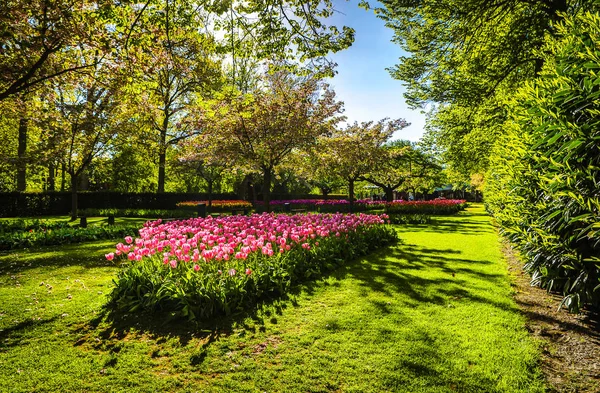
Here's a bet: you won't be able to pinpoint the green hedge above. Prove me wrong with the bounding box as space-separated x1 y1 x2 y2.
0 225 140 251
78 208 195 219
485 10 600 312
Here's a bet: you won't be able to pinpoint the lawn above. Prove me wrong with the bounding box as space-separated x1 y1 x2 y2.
0 205 545 392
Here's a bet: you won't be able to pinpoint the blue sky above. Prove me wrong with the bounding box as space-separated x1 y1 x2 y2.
326 0 427 141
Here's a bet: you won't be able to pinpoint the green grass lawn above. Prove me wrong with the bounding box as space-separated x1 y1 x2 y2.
0 205 545 392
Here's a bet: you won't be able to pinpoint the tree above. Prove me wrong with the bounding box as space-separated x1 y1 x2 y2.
38 54 129 219
0 0 124 101
202 70 344 211
360 140 441 202
125 1 224 193
315 119 408 209
178 132 237 210
377 0 591 179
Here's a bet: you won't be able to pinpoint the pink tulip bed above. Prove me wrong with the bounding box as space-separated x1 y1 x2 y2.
108 212 397 320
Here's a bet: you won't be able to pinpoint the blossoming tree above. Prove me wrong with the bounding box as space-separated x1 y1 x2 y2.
200 70 344 212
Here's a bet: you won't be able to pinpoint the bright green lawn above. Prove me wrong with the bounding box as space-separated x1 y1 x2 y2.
0 205 545 392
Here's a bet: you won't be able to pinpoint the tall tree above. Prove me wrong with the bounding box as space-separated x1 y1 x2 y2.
202 70 344 211
315 119 408 209
38 54 128 219
127 1 223 193
0 0 123 101
377 0 591 178
360 140 441 202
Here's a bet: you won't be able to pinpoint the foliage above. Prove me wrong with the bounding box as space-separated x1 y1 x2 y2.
198 70 344 211
0 224 139 251
388 214 431 225
312 119 408 207
485 8 600 312
78 208 194 219
0 0 124 101
378 0 591 181
176 200 253 212
109 213 397 320
0 219 70 233
386 200 468 215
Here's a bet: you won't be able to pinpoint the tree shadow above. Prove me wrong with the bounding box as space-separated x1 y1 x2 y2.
0 316 60 348
0 241 116 274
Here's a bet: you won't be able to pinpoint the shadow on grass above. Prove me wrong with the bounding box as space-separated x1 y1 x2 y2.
0 316 60 348
70 234 513 367
0 241 117 274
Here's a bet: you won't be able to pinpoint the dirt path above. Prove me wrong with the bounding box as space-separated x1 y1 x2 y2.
503 243 600 392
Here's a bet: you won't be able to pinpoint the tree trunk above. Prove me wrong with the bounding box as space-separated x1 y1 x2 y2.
48 163 55 191
60 163 66 191
263 168 272 213
348 178 355 212
158 118 168 192
207 180 213 213
158 147 166 193
385 187 394 202
16 118 27 191
320 187 329 197
70 173 78 221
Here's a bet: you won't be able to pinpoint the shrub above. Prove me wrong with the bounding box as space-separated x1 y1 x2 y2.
108 213 397 320
0 225 140 250
0 219 70 233
385 200 468 215
389 214 432 225
78 208 194 219
176 200 253 212
485 10 600 312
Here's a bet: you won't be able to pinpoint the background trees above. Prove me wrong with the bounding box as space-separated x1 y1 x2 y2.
314 119 408 208
196 70 344 211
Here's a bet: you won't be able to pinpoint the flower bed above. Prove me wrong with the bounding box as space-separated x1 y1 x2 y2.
108 213 397 320
385 199 468 215
176 200 252 212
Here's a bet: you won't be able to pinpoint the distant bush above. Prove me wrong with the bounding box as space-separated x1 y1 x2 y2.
389 214 432 225
78 208 194 219
0 225 139 250
0 219 70 233
385 200 468 215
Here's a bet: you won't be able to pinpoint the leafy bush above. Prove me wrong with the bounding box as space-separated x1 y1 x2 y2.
485 10 600 312
0 225 140 250
78 208 194 219
389 214 432 225
385 200 468 215
0 219 70 233
176 200 253 212
108 213 397 320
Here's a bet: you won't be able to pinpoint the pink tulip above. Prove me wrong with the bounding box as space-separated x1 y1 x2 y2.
105 253 114 261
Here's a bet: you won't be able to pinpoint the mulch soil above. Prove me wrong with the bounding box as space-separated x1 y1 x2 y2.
503 243 600 393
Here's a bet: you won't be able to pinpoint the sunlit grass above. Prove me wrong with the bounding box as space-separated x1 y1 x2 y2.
0 205 545 392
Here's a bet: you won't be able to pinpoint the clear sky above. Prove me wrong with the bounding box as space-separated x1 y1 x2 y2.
326 0 427 141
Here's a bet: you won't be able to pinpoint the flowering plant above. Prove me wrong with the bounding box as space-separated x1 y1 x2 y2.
108 213 397 320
